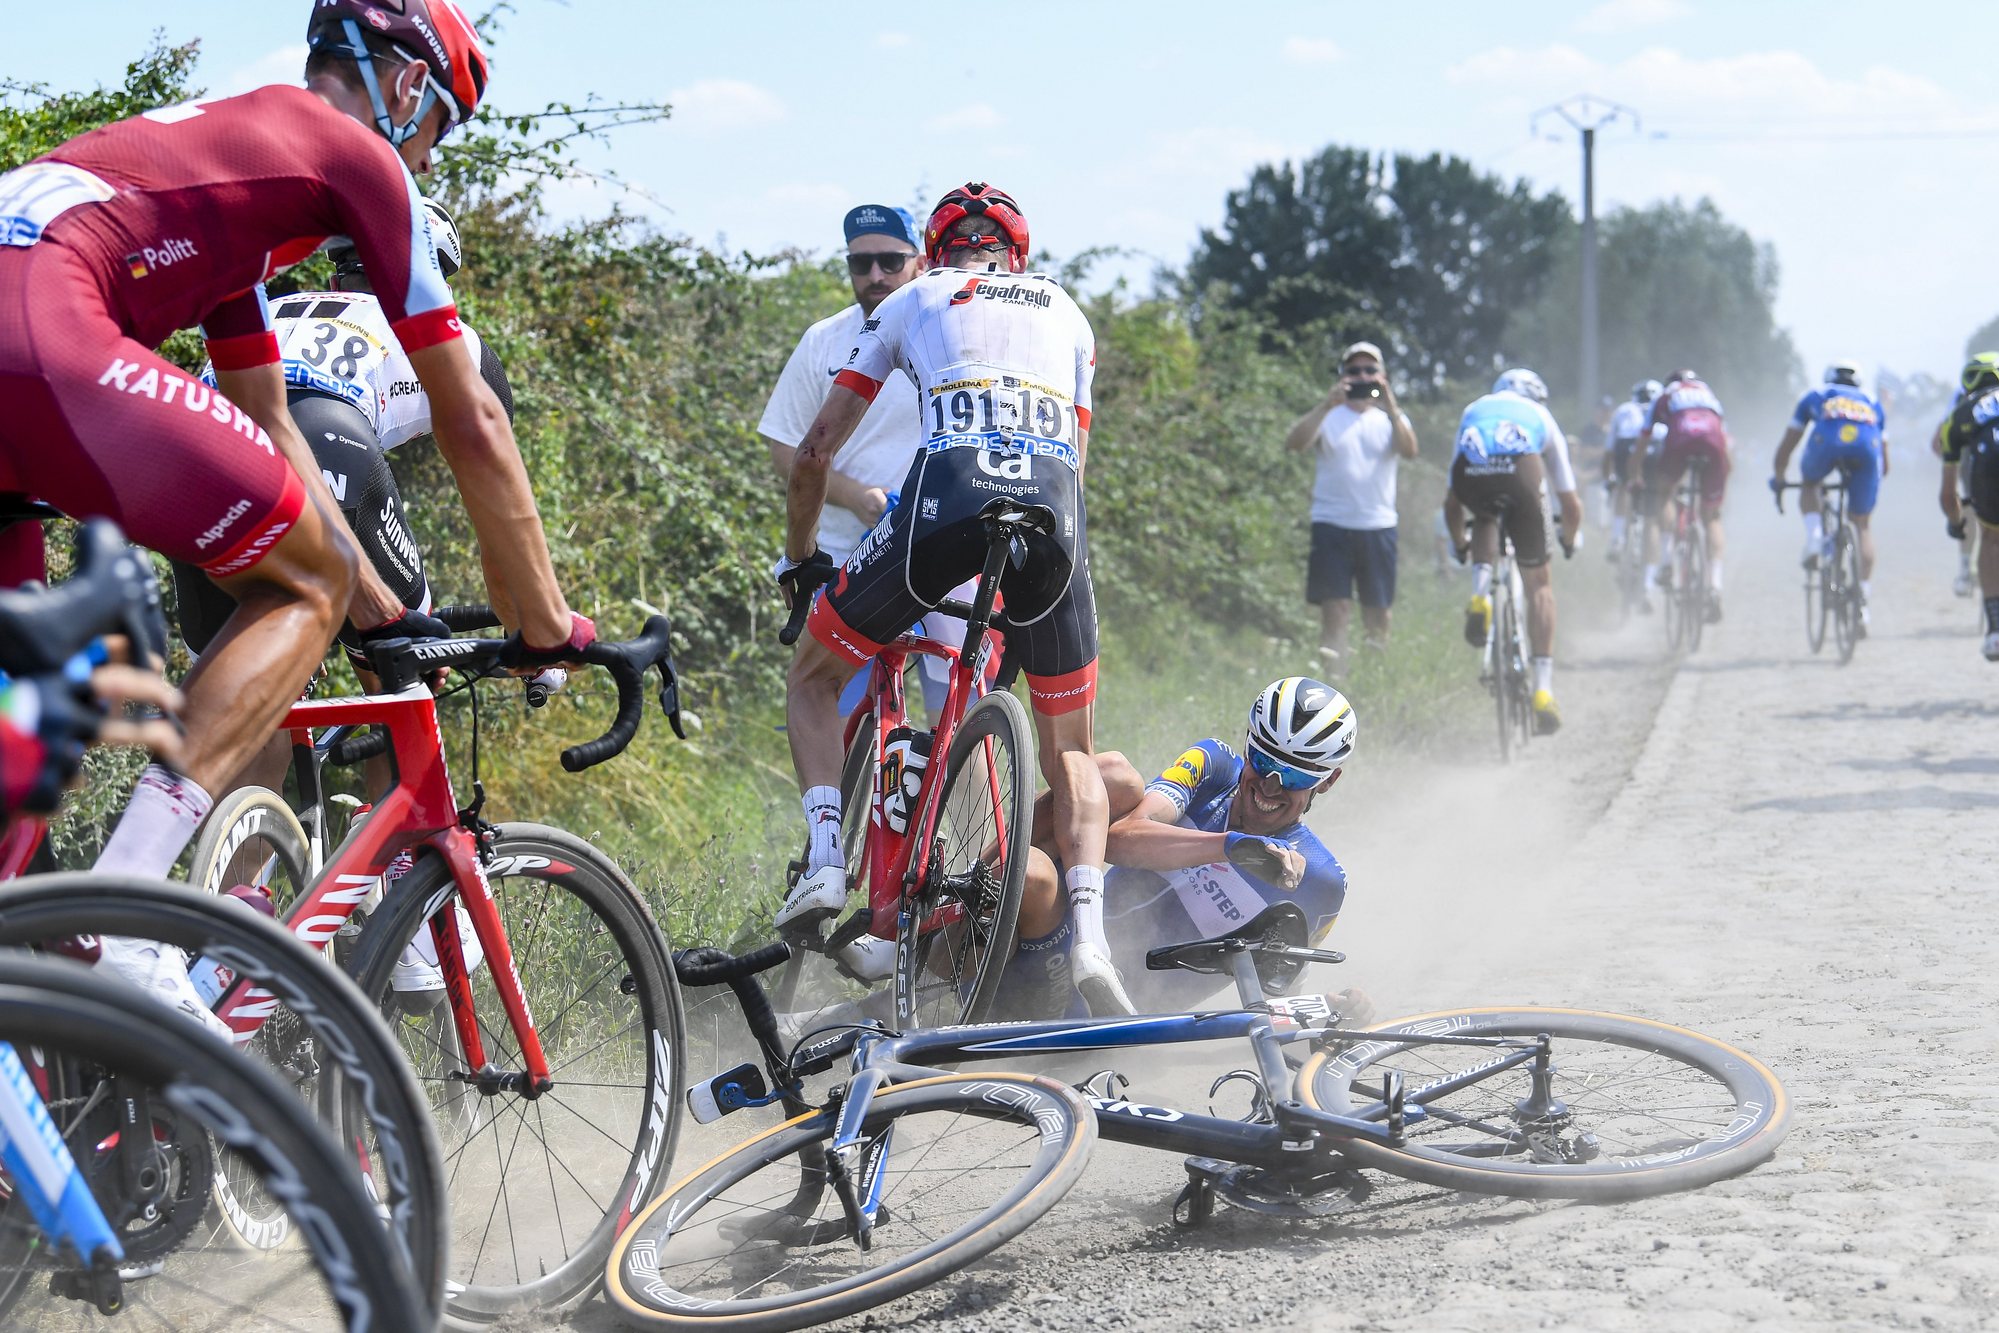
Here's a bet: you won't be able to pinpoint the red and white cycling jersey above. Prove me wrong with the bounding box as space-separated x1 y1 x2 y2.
0 84 459 366
1648 378 1728 446
834 265 1096 468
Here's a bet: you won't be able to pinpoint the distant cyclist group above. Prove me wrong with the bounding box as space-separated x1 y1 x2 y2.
0 1 1952 1322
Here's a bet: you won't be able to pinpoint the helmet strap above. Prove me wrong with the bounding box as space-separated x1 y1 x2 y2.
338 17 437 149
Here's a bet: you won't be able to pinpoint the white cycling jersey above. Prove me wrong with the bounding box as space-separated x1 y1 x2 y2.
1609 399 1650 445
835 265 1096 468
198 289 488 450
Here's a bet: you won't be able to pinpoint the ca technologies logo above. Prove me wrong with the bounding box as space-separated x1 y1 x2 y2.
124 236 198 279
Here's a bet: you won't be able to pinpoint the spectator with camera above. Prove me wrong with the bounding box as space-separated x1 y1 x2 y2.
1285 341 1419 666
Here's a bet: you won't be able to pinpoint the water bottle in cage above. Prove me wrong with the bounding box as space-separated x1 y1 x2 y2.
879 725 934 836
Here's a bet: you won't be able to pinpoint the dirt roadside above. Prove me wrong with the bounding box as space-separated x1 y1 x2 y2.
577 450 1999 1332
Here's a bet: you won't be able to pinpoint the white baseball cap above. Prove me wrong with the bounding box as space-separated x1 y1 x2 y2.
1340 341 1385 368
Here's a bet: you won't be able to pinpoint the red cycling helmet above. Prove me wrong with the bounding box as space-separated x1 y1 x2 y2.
926 183 1030 273
307 0 491 147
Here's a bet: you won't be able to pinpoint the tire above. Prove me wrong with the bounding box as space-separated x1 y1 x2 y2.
1833 527 1861 664
1660 532 1684 651
1682 521 1708 653
604 1072 1093 1332
894 691 1032 1030
0 873 448 1321
1805 555 1828 654
1299 1006 1789 1202
0 953 427 1332
346 822 684 1325
1492 586 1515 764
186 786 313 912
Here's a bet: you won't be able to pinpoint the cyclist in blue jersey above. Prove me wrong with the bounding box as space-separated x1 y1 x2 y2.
1771 359 1887 633
998 676 1366 1019
1445 368 1581 734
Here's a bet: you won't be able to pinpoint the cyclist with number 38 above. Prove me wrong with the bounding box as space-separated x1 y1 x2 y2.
1770 359 1886 635
1446 369 1582 736
0 0 590 1033
773 183 1126 1011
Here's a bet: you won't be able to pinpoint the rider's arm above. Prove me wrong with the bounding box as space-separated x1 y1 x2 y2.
209 356 402 624
785 387 870 562
1104 789 1232 871
410 340 573 646
765 437 889 519
1284 393 1339 454
1942 461 1964 526
1771 423 1805 479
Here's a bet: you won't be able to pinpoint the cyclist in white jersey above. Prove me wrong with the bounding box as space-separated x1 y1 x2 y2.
773 183 1129 1012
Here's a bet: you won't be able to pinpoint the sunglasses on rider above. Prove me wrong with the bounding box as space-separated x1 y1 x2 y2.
847 252 915 275
1245 747 1323 792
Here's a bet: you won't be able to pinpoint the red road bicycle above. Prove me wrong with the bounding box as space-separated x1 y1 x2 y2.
168 613 689 1325
775 501 1040 1033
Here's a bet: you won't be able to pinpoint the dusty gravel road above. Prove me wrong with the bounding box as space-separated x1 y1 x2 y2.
578 450 1997 1333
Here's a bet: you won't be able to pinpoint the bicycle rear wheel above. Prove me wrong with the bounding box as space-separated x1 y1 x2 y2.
1832 527 1861 663
1682 522 1708 652
347 822 684 1324
0 873 448 1319
1299 1006 1788 1202
187 786 314 913
0 954 426 1331
605 1072 1093 1332
1660 533 1684 650
1804 558 1828 653
895 691 1032 1030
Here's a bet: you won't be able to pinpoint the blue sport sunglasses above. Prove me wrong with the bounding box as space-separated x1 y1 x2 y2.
1245 747 1322 792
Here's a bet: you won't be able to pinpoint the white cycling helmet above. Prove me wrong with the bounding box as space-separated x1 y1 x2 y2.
1633 379 1663 404
1823 359 1861 388
423 198 463 279
1246 676 1356 781
1493 367 1548 404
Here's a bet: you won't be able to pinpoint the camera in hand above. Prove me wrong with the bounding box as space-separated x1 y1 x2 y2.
1345 381 1382 401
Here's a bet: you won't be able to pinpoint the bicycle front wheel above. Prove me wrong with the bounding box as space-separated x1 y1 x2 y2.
605 1072 1093 1332
1299 1006 1788 1202
0 873 448 1319
347 822 685 1324
895 690 1032 1030
0 953 426 1332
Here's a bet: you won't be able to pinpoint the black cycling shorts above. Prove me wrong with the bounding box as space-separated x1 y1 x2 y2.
173 389 429 654
1450 452 1551 568
807 442 1098 715
1607 435 1640 487
1969 438 1999 530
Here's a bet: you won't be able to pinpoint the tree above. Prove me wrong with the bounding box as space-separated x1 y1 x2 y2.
0 32 200 169
1964 314 1999 361
1187 145 1572 386
1506 198 1800 419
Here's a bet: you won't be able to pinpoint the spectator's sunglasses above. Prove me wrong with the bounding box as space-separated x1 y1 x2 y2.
847 252 916 275
1245 746 1323 792
1342 361 1382 378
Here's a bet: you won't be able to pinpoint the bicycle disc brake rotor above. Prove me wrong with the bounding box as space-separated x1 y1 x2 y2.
75 1095 215 1262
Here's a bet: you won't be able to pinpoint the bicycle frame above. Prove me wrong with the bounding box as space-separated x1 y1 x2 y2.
0 1042 122 1279
213 683 551 1091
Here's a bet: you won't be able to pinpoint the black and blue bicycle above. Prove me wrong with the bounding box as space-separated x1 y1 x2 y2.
606 905 1790 1332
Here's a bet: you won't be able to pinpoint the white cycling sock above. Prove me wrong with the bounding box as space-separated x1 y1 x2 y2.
1471 564 1494 598
802 785 842 874
1861 580 1872 603
1711 559 1724 592
1611 515 1627 545
94 764 213 880
1065 864 1109 953
1803 512 1825 547
1532 656 1554 694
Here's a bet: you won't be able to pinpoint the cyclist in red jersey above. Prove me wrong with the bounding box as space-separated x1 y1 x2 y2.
0 0 588 1029
1643 369 1732 620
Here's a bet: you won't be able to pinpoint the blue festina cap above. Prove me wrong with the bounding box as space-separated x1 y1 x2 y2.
843 204 919 248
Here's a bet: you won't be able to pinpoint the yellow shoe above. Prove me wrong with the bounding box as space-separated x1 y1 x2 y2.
1463 594 1492 648
1532 689 1563 735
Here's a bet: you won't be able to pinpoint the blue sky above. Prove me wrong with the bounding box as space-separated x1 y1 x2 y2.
11 1 1999 387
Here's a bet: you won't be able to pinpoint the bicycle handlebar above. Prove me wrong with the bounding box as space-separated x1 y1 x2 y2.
359 613 685 772
674 944 795 1071
779 592 813 647
1770 476 1846 515
433 604 502 633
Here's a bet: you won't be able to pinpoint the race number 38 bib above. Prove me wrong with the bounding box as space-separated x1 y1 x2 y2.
0 162 117 247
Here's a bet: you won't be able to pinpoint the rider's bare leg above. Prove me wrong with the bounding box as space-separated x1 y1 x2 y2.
1523 562 1555 658
1019 751 1140 939
1704 504 1727 593
1854 512 1876 581
95 500 356 880
784 633 851 880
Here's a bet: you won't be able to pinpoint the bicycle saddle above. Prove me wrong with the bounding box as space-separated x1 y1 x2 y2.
978 497 1056 536
1144 902 1309 978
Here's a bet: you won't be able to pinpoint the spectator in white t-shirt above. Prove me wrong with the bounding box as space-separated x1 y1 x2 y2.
1284 341 1420 664
759 204 957 712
